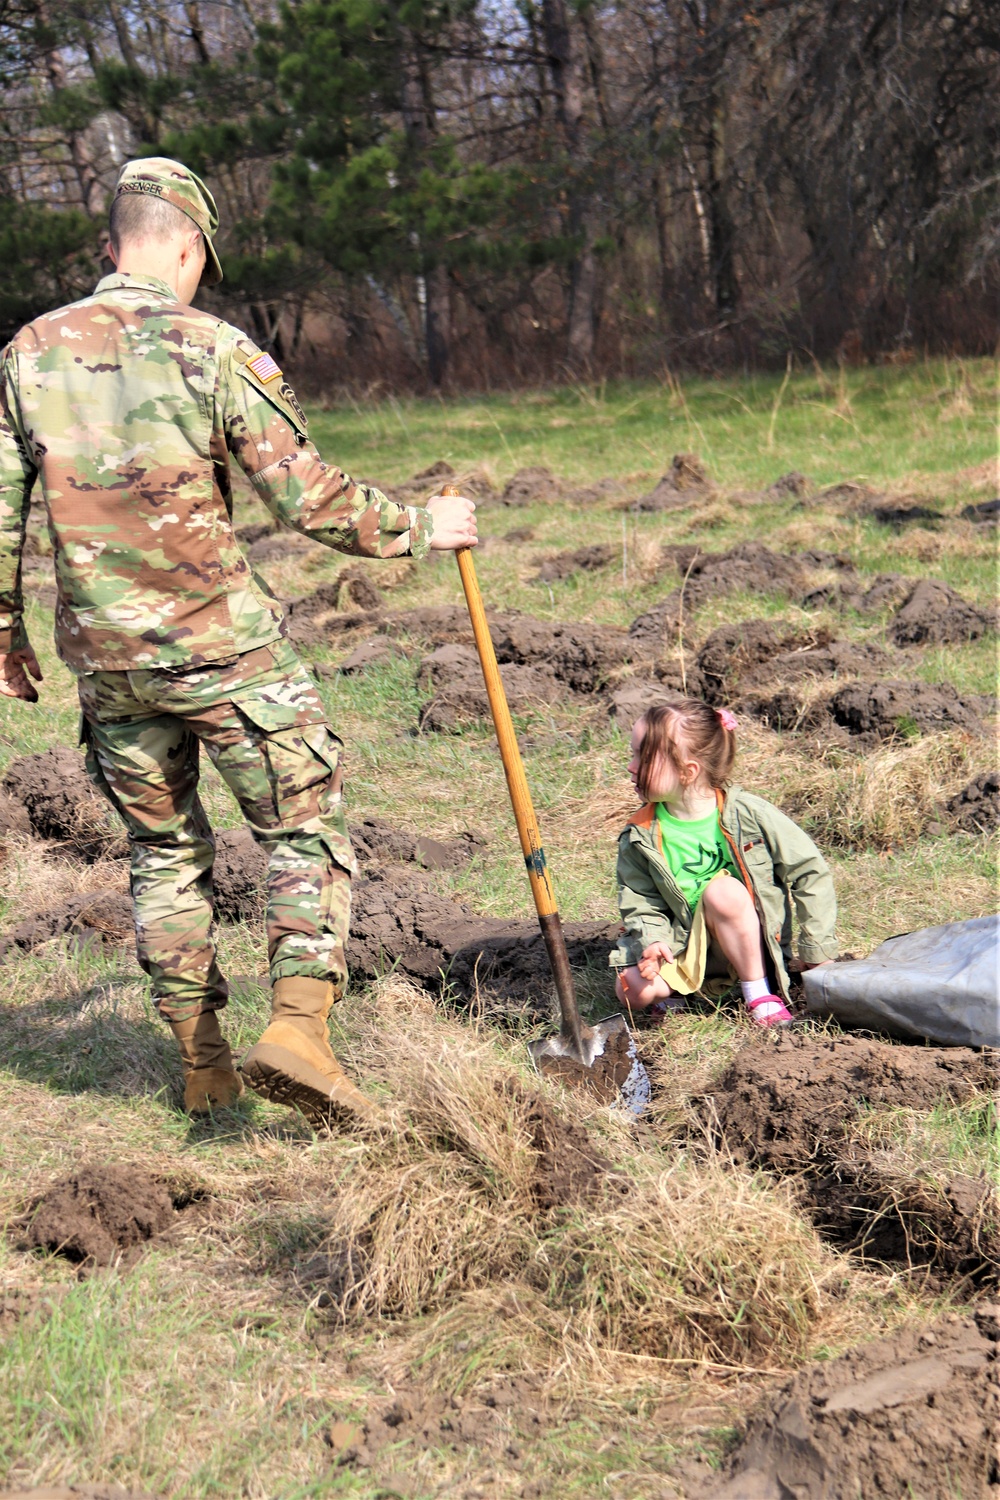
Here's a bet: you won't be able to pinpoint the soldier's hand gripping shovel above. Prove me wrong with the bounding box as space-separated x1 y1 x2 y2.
445 486 650 1114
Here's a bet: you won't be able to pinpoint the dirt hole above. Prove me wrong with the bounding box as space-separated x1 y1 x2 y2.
704 1034 997 1278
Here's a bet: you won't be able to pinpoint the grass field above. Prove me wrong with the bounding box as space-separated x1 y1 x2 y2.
0 358 995 1498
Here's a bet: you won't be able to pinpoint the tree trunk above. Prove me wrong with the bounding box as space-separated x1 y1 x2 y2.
34 3 105 218
540 0 597 369
707 98 739 316
400 42 450 387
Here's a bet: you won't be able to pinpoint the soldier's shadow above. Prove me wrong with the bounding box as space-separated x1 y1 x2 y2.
0 975 309 1145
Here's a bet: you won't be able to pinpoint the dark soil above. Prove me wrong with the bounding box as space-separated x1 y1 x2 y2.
419 661 567 731
489 613 632 693
0 789 31 839
346 868 617 1017
764 471 811 500
888 578 996 646
212 827 268 921
500 465 563 505
828 679 986 740
608 680 678 735
962 498 1000 523
531 544 617 582
386 460 497 504
499 1082 610 1209
1 890 133 954
2 747 121 857
695 620 833 702
631 453 713 511
868 501 943 527
334 638 404 674
698 1307 999 1500
245 530 311 564
25 1165 175 1266
809 570 914 615
628 544 821 650
534 1023 642 1106
947 770 1000 833
706 1035 997 1277
212 820 484 924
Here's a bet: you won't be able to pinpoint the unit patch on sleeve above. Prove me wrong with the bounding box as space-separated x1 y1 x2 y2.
246 350 282 383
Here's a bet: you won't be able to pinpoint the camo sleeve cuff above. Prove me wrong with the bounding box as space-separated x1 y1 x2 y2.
406 505 433 560
0 615 30 654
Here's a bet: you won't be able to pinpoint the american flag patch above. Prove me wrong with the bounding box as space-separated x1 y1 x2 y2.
246 350 282 383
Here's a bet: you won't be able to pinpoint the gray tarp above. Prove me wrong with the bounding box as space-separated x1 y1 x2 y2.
802 914 1000 1048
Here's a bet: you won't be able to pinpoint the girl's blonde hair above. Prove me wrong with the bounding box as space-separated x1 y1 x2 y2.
634 699 736 797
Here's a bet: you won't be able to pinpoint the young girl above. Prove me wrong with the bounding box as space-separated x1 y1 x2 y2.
611 700 837 1027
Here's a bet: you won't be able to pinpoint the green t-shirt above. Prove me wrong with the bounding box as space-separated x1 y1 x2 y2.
655 802 740 909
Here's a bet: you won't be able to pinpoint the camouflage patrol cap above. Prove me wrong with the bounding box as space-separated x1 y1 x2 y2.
114 157 223 286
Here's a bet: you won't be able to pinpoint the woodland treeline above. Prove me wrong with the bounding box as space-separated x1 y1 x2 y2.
1 0 997 389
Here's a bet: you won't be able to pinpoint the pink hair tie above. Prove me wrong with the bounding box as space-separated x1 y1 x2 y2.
717 708 737 732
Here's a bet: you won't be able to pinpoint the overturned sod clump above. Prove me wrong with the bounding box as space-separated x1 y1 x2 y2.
293 981 850 1380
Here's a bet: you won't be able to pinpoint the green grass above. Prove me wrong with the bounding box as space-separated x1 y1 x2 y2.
311 357 996 491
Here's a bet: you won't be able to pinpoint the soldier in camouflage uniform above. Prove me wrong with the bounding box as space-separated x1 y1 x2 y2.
0 157 477 1125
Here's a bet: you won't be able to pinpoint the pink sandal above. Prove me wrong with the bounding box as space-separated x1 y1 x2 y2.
746 994 794 1028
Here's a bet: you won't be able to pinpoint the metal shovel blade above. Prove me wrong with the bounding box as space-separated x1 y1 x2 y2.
529 1013 652 1116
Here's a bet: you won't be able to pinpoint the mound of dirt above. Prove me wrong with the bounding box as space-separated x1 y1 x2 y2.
828 678 986 740
350 817 483 872
764 470 811 500
632 453 713 511
212 820 484 923
335 638 404 674
500 465 563 505
947 770 1000 833
347 869 618 1016
235 520 274 547
387 460 497 504
420 662 566 731
700 1308 998 1500
695 620 832 702
2 890 133 954
608 680 678 735
26 1165 175 1266
810 570 914 614
531 543 616 582
212 827 268 921
0 789 31 839
2 747 121 857
868 500 943 527
706 1035 997 1276
629 544 820 649
489 614 632 693
709 1035 990 1171
888 578 996 645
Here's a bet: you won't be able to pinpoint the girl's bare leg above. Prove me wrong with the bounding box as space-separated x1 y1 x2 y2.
700 875 768 980
615 966 672 1010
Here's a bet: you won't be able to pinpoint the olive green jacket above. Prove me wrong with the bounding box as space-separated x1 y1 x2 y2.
610 785 838 999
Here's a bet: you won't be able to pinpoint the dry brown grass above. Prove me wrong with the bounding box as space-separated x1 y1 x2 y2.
0 834 128 934
312 979 868 1391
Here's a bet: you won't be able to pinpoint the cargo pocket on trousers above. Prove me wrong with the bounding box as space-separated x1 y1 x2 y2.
231 698 357 877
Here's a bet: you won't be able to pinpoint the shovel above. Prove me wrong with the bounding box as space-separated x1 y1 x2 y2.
445 486 650 1113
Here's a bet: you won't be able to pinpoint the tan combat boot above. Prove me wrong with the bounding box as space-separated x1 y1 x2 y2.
240 976 382 1130
169 1011 244 1114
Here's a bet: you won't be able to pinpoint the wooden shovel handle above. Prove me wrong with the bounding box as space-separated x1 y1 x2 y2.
444 485 584 1052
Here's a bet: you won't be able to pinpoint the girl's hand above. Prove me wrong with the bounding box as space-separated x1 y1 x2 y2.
639 941 674 978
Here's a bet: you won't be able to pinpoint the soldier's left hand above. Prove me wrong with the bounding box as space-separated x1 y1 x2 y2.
0 647 44 703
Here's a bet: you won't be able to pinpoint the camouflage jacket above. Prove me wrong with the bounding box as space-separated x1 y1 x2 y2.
0 272 432 672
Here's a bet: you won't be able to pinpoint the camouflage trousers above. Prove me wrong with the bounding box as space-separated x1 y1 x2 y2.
77 639 356 1024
